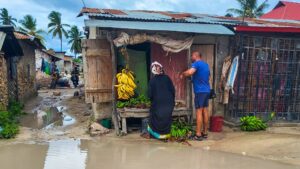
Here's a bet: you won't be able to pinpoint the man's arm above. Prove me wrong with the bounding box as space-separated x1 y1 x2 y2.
181 68 196 78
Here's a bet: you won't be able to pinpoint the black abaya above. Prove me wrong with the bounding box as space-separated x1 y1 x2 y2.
148 74 175 134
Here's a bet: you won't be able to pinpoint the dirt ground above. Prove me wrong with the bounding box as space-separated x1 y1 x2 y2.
17 88 92 141
6 88 300 166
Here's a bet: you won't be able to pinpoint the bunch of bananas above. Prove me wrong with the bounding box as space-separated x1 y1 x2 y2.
115 69 137 100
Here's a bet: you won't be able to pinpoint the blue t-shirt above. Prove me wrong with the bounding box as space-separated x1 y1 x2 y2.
191 60 210 93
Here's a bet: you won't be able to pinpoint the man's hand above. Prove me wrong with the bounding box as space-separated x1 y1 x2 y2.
180 73 184 79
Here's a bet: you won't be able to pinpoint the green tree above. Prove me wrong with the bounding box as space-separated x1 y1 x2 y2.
68 26 83 58
0 8 17 26
227 0 269 18
48 11 70 51
19 15 45 45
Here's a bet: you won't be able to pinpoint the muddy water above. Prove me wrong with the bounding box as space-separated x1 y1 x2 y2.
0 139 298 169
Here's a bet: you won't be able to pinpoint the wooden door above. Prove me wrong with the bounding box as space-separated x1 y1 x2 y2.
127 49 148 96
191 45 215 116
82 39 113 103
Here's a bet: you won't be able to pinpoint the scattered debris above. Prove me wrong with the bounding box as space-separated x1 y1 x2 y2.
83 111 91 116
74 91 79 97
53 91 61 96
89 122 110 136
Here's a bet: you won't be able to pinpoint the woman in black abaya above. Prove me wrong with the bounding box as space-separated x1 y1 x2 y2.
142 61 175 139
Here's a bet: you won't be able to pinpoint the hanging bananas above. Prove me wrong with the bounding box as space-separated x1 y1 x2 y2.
115 69 137 100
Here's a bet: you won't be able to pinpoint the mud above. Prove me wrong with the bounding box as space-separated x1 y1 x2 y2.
0 138 298 169
4 88 300 167
16 89 91 141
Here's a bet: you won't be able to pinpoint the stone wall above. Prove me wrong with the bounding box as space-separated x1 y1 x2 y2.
17 40 37 104
0 52 8 110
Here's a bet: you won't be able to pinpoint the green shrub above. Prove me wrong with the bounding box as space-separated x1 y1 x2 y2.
0 101 24 139
240 116 267 131
0 123 19 139
8 101 25 119
0 111 11 125
171 120 192 139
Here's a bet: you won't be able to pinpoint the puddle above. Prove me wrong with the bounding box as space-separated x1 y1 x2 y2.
20 106 76 129
0 139 298 169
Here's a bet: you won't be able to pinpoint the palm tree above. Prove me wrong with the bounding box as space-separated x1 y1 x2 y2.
19 15 45 44
0 8 17 26
68 26 83 58
227 0 269 18
48 11 70 51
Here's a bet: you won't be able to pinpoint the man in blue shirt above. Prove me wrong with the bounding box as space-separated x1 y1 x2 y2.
181 51 210 141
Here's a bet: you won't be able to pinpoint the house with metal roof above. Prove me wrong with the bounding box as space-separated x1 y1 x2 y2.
79 8 237 134
261 1 300 21
79 7 300 132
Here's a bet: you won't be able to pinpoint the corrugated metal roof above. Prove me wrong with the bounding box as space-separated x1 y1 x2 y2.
261 1 300 21
79 8 241 25
0 31 6 50
79 8 300 28
85 20 234 35
14 32 32 40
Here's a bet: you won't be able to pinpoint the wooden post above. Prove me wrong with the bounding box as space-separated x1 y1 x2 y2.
187 47 193 124
108 32 120 135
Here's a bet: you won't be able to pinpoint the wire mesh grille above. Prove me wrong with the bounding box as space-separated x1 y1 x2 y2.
226 35 300 123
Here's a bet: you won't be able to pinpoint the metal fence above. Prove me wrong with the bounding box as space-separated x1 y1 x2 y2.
226 35 300 123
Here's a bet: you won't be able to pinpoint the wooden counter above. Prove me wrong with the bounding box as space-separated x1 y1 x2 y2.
117 107 192 134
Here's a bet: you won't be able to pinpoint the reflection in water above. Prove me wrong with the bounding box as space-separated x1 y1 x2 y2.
0 139 298 169
44 140 87 169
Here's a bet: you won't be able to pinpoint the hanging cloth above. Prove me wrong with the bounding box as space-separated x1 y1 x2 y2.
113 32 194 53
218 56 232 104
226 56 239 94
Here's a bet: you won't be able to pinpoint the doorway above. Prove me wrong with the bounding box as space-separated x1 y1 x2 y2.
191 44 216 116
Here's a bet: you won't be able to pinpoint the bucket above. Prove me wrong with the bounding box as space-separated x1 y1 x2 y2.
210 116 224 132
100 119 112 129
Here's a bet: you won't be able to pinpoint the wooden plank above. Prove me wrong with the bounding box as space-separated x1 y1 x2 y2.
83 39 113 103
109 34 120 135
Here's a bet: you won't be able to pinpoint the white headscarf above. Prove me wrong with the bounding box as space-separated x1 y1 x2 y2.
151 61 163 75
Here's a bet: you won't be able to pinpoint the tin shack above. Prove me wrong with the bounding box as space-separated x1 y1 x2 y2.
79 8 236 133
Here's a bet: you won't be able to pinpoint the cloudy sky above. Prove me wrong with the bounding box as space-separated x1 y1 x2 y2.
0 0 287 55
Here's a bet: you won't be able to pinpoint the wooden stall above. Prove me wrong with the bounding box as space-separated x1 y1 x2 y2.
79 8 234 134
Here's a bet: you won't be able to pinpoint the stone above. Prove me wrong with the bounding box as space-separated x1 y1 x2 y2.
89 122 110 136
53 91 61 96
83 111 91 116
73 91 79 97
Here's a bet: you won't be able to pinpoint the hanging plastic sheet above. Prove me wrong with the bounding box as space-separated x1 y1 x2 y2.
113 32 194 53
218 56 232 104
226 56 239 94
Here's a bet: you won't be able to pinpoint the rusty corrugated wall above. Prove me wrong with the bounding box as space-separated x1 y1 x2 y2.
151 43 188 102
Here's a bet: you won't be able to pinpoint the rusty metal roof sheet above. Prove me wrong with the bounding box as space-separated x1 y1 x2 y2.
13 31 33 40
79 8 300 28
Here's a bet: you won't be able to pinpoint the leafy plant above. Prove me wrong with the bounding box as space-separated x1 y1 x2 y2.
8 101 25 119
0 111 11 125
240 116 267 131
171 120 192 139
117 94 151 108
0 123 19 139
0 101 24 139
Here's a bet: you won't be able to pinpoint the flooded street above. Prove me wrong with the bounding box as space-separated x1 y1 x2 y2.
0 139 298 169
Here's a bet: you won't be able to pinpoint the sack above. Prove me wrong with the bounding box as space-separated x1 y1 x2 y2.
209 89 216 99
